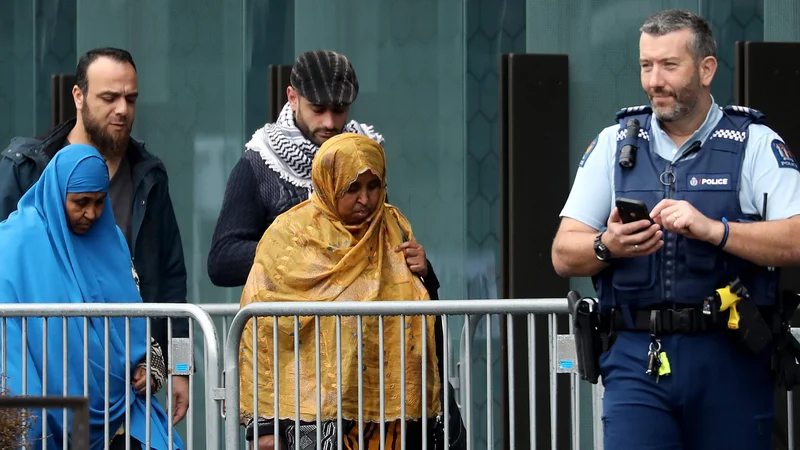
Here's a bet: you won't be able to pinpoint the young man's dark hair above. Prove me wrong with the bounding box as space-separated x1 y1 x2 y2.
75 47 137 93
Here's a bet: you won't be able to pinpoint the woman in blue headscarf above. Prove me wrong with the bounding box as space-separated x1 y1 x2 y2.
0 144 182 450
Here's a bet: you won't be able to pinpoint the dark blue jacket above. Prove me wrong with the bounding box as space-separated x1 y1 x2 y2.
0 119 189 348
597 105 778 311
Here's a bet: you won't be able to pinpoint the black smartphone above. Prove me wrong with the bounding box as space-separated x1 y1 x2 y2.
616 197 653 224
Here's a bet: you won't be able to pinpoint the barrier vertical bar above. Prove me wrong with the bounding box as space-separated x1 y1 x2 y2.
487 314 493 449
421 314 428 449
379 316 386 450
507 314 516 450
42 318 48 450
316 316 322 447
443 314 450 447
357 315 365 449
465 314 472 450
295 316 301 450
549 314 557 450
125 318 131 450
62 317 68 447
400 314 407 450
104 318 109 450
336 316 343 450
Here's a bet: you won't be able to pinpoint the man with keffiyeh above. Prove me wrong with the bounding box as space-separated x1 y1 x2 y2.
208 50 440 295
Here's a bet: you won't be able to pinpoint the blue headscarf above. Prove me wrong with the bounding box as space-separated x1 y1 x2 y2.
0 144 182 450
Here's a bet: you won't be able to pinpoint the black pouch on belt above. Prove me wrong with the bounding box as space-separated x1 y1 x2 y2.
568 290 602 384
730 294 774 355
721 278 773 355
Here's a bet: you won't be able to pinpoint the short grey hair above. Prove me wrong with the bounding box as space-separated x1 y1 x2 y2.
640 10 716 61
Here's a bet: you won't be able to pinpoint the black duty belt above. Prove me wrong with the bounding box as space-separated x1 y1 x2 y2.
611 307 728 334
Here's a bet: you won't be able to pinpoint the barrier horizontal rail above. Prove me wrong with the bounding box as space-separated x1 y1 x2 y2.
201 304 240 316
0 303 219 320
0 303 222 448
229 298 569 318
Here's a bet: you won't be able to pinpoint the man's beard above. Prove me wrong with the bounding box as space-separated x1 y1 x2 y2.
295 105 340 147
648 71 702 122
81 103 130 158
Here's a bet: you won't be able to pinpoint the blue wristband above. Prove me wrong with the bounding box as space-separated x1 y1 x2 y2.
718 217 729 249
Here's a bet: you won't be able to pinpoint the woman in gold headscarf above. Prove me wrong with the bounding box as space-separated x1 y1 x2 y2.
239 133 444 450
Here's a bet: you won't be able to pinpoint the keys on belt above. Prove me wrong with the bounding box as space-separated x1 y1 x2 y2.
646 310 672 382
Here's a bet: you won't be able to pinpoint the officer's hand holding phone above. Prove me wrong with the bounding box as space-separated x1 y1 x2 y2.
602 198 663 258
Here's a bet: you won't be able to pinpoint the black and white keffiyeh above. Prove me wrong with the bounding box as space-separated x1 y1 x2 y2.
245 102 384 191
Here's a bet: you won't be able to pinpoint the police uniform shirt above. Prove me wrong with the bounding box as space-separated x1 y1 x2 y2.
560 97 800 230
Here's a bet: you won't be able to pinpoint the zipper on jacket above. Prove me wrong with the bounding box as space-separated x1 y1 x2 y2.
130 159 162 255
660 156 679 302
658 140 700 302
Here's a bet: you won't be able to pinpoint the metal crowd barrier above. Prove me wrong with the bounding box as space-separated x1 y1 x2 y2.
0 303 221 450
220 299 800 450
222 298 581 450
204 301 594 449
0 300 795 449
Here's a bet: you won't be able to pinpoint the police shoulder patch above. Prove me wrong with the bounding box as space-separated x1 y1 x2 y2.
771 139 799 172
579 135 598 168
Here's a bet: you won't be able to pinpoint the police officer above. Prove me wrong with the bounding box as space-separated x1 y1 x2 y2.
552 10 800 450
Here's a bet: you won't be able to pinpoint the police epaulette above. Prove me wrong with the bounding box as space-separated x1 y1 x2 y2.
723 105 765 123
615 105 652 121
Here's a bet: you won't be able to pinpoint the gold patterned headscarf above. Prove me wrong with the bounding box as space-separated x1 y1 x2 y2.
239 133 441 423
